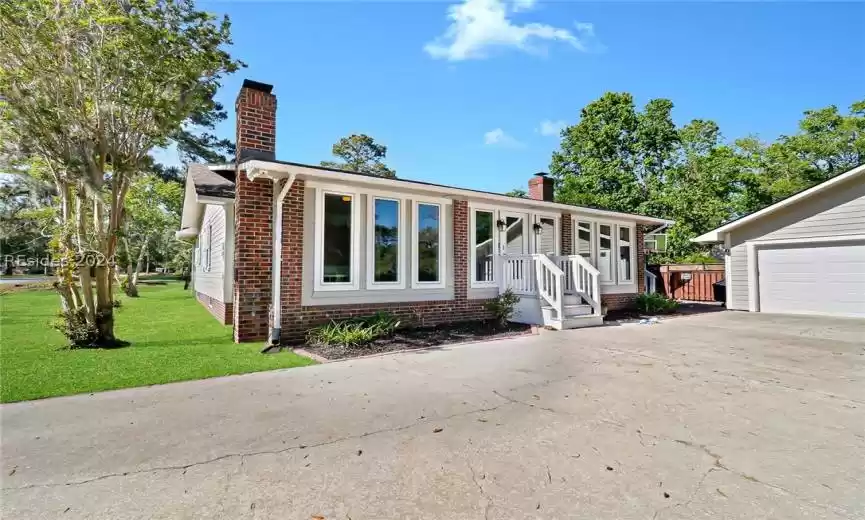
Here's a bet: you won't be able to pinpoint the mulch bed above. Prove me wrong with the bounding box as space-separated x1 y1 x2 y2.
299 321 533 361
605 301 726 324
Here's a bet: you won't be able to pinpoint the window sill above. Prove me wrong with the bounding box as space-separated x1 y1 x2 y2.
314 282 359 292
366 281 406 291
412 281 446 290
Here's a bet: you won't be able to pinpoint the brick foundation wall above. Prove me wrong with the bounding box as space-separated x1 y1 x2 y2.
196 292 233 325
275 197 495 345
233 81 277 342
602 293 637 311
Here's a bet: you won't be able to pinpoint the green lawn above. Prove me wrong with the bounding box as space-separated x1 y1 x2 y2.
0 282 316 403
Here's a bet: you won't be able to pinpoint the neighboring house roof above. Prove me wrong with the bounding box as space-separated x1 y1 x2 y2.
188 163 235 199
238 158 672 226
694 163 865 243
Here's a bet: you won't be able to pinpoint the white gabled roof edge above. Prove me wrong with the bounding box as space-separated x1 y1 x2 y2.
693 163 865 244
240 159 673 226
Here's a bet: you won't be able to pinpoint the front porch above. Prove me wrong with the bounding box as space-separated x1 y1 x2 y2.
496 254 604 329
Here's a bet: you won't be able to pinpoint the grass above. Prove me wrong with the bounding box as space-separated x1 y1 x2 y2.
0 282 316 403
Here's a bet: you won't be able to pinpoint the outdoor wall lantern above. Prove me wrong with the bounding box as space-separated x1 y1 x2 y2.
496 218 507 231
532 222 543 235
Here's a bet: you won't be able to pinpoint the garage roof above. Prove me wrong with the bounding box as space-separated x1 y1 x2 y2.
693 163 865 243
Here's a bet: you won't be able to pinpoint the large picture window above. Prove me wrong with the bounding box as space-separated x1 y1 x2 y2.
315 189 359 291
472 209 495 285
322 193 353 283
413 201 446 288
368 197 403 288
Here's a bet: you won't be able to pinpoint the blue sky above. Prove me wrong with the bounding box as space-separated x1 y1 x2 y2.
163 0 864 193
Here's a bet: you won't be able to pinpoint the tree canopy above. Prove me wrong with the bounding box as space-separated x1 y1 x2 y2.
0 0 241 346
550 93 864 261
321 134 396 178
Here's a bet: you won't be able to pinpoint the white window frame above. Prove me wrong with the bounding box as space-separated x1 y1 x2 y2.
597 221 616 285
573 217 636 286
574 219 595 263
470 204 498 288
202 224 212 273
314 187 361 292
366 194 406 290
412 199 447 290
617 224 636 284
530 212 560 255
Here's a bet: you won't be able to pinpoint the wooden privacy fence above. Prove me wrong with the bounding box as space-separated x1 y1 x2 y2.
656 264 725 302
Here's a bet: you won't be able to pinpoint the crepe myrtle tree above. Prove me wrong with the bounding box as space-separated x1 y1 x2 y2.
0 0 241 347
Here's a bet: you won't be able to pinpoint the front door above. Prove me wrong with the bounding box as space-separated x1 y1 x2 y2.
499 212 527 256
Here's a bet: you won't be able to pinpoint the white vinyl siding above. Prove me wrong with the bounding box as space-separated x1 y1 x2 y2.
727 177 865 313
729 243 749 311
193 204 226 302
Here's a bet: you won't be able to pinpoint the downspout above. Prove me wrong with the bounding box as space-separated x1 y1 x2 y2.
269 173 297 346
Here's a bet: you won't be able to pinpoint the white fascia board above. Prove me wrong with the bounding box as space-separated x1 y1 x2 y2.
695 163 865 240
693 230 723 244
241 160 673 226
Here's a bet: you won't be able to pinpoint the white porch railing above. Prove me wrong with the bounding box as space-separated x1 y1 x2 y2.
500 254 536 295
534 255 564 320
552 255 601 315
500 254 602 318
645 269 658 294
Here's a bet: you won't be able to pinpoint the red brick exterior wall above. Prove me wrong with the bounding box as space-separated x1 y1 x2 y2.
560 214 573 255
602 293 637 311
233 84 277 342
196 292 233 325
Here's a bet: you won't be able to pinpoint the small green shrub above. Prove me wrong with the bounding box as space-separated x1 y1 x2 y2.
306 312 401 347
636 293 679 314
52 308 99 348
484 288 520 328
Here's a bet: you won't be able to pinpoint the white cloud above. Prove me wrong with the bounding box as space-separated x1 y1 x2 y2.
484 128 523 147
538 119 567 137
424 0 596 61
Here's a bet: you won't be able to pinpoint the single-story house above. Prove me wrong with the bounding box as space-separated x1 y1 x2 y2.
695 163 865 318
177 79 671 344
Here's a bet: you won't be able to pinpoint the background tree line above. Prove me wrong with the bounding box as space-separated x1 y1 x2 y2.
549 93 864 262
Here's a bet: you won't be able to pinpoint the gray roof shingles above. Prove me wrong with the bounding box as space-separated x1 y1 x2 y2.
188 163 235 199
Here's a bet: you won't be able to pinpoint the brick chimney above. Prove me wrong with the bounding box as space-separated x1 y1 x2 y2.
233 79 277 342
235 79 276 161
528 172 554 202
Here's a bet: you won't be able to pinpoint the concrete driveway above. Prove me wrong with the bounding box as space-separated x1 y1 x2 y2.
2 311 863 519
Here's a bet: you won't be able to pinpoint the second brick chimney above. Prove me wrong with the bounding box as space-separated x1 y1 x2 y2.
528 172 554 202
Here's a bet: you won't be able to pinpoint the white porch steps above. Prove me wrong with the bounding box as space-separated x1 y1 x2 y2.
502 253 605 330
541 302 605 330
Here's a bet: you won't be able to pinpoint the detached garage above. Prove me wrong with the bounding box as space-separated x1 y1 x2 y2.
695 164 865 318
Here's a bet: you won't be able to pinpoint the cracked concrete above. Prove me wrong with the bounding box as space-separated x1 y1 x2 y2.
2 311 863 519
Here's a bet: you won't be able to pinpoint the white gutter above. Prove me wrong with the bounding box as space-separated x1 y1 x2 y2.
269 173 296 345
241 160 673 226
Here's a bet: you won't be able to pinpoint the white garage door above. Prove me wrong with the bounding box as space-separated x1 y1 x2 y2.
757 243 865 317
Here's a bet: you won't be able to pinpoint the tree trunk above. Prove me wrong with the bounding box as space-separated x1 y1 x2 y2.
121 237 139 297
94 264 114 342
